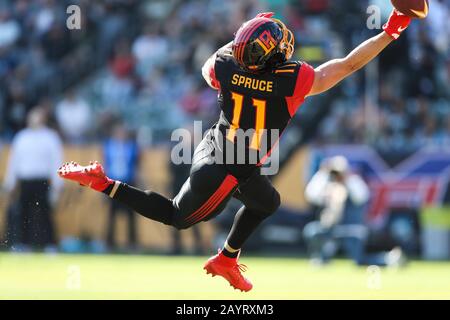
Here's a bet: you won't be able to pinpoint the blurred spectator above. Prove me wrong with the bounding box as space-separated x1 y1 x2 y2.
33 0 61 37
426 0 449 55
102 123 140 250
303 156 405 266
132 24 169 80
3 106 63 251
101 40 136 111
110 39 135 79
41 23 71 62
55 90 91 144
3 83 30 136
0 11 20 48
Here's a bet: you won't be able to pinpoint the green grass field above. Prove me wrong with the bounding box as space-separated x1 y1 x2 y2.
1 253 449 299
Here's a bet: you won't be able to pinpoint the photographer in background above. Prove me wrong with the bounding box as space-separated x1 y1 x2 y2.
303 156 404 266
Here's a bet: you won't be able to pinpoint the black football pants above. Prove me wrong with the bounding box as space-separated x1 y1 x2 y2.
110 136 280 249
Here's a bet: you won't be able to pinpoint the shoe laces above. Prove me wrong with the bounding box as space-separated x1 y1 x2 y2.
217 249 248 276
233 263 248 275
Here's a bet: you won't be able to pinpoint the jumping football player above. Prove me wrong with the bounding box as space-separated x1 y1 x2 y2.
59 10 412 292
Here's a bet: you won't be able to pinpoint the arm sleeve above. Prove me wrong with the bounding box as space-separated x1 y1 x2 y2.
285 62 315 117
305 170 330 206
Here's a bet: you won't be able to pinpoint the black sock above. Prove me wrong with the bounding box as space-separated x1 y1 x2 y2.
222 247 240 258
106 182 175 226
102 183 114 195
225 206 266 251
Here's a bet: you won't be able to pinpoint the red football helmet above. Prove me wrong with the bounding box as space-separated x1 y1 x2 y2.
232 13 294 72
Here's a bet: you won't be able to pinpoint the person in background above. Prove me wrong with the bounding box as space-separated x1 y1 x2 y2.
3 107 63 251
102 123 140 251
303 155 404 266
55 89 91 144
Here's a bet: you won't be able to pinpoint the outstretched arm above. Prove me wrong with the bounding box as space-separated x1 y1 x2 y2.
307 10 411 97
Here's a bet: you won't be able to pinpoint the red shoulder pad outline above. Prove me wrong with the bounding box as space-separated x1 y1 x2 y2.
285 62 315 117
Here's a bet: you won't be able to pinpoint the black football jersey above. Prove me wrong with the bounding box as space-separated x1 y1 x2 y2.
206 47 315 178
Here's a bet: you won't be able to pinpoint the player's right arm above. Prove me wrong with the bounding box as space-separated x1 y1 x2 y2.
307 9 411 97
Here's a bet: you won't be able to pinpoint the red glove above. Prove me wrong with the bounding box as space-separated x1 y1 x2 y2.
255 12 274 19
383 9 412 40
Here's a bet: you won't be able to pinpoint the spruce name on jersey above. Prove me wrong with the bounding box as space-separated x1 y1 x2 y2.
202 46 315 177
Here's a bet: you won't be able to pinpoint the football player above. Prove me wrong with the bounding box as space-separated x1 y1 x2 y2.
59 10 412 292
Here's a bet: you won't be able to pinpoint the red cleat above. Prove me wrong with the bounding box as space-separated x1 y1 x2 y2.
203 250 253 292
57 161 113 192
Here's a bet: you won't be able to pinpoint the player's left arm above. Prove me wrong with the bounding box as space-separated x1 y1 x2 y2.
307 9 411 97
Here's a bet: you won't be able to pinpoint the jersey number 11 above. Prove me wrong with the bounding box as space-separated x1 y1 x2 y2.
226 91 266 150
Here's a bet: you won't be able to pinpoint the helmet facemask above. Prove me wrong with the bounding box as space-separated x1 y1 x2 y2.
271 18 295 61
